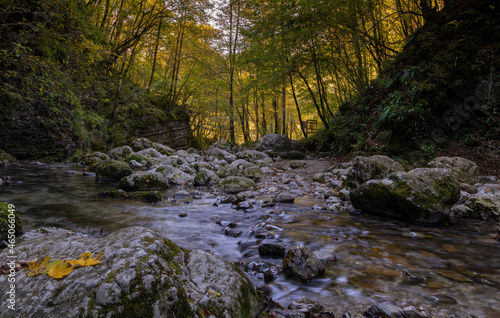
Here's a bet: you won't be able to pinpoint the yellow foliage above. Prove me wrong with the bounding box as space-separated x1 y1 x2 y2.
47 261 75 279
27 255 50 277
68 250 103 267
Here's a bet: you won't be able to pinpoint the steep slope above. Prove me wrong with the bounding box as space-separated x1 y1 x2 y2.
319 0 499 174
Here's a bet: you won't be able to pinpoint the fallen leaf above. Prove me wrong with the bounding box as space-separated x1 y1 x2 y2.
69 250 103 267
27 255 50 277
47 261 74 279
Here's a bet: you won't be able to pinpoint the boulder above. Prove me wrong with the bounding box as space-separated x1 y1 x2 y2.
95 160 132 181
351 168 461 225
259 243 286 259
282 244 325 283
236 150 269 163
135 148 165 159
256 134 301 152
428 157 479 185
130 137 154 151
0 226 260 318
345 155 404 190
153 142 175 156
463 186 500 221
119 171 169 191
107 146 133 161
0 202 22 242
290 161 307 169
220 176 256 194
194 168 220 187
154 165 193 186
241 166 264 182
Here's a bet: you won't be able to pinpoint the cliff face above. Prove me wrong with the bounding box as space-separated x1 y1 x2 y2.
320 0 499 169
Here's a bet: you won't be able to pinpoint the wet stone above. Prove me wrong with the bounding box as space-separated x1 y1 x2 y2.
259 243 286 258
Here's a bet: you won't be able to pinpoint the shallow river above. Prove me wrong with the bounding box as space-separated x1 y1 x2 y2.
1 163 500 317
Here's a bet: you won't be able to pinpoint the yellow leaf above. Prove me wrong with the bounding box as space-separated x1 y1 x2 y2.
47 261 75 279
69 250 103 267
27 255 50 277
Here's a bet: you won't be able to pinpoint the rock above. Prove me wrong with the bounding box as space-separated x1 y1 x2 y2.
276 192 296 203
107 146 133 160
135 148 164 159
290 161 307 169
95 160 133 181
241 166 264 182
463 189 500 221
78 156 103 171
282 244 325 283
256 134 298 152
0 202 22 242
479 176 499 184
130 137 154 151
428 156 479 185
278 151 306 160
155 164 193 186
98 190 162 203
351 168 461 225
259 243 286 258
345 155 405 190
217 164 239 178
313 173 326 183
174 190 192 198
152 142 175 156
236 150 269 162
194 168 220 187
220 176 256 194
119 171 169 191
363 302 407 318
0 227 260 318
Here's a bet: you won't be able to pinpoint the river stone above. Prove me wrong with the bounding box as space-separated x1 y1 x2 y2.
130 137 154 151
428 156 479 185
241 166 264 182
220 176 256 193
363 302 427 318
153 142 175 156
95 160 132 181
194 168 220 187
216 163 239 178
135 148 165 159
351 168 461 225
282 244 325 283
236 150 269 163
290 161 307 169
463 188 500 221
119 171 169 191
107 146 133 161
0 202 22 242
155 164 193 186
344 155 404 190
0 226 260 318
259 243 286 258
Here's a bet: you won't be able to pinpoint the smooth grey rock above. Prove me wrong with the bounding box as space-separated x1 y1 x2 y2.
108 146 134 160
130 137 154 151
256 134 297 152
220 176 256 193
119 171 169 191
194 168 220 187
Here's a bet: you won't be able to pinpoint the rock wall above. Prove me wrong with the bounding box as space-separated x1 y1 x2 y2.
140 120 189 150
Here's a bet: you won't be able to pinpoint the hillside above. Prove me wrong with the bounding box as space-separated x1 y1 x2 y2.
316 0 499 175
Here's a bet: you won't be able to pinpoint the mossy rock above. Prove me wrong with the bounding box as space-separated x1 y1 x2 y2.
79 157 103 171
241 166 264 182
95 160 132 181
0 202 23 241
220 176 256 194
153 142 175 156
108 146 134 161
130 137 154 151
351 168 460 225
193 168 220 187
0 150 16 162
124 153 151 166
119 171 169 191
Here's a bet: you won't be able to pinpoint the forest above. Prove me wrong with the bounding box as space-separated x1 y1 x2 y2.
0 0 498 164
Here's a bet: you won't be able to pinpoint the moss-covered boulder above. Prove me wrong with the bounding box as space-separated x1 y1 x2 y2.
0 202 22 241
428 157 479 185
119 171 169 191
351 168 461 225
236 150 269 163
154 164 193 186
241 166 264 182
95 160 132 181
107 145 134 161
98 190 162 203
153 142 175 156
216 164 239 178
79 156 103 171
463 186 500 221
194 169 220 187
0 226 261 317
345 155 405 190
220 176 256 194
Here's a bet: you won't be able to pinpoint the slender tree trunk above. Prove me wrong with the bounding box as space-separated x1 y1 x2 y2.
289 73 307 138
148 19 162 91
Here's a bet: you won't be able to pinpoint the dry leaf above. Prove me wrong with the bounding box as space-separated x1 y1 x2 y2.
69 250 103 267
27 255 50 277
47 261 74 279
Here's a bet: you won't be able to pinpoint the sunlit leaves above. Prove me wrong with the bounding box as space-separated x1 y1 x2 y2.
26 250 103 280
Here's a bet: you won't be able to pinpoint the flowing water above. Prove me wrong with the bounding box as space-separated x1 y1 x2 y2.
1 163 500 317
